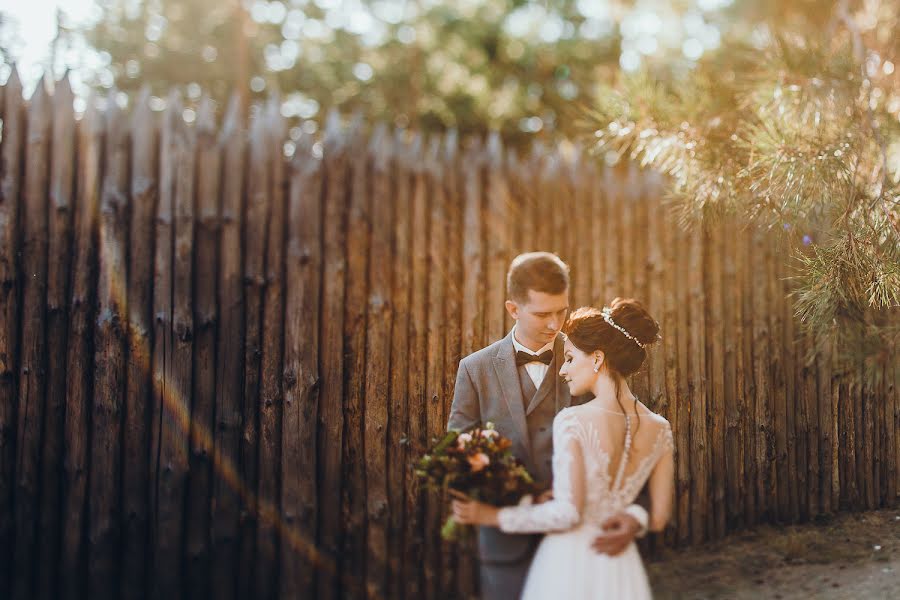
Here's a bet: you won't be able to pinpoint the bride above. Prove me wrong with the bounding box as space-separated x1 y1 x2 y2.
452 298 674 599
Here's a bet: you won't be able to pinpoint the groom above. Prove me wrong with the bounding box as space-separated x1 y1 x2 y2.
448 252 648 599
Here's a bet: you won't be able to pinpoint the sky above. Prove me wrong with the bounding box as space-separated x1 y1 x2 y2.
1 1 104 94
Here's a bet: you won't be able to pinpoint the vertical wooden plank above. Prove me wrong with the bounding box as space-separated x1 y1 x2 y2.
461 139 484 356
589 162 605 306
362 125 392 600
802 333 819 519
279 133 323 600
340 116 370 600
887 358 898 506
60 94 103 600
441 131 464 598
768 233 789 522
317 111 348 600
889 360 898 507
722 219 745 530
210 94 245 600
840 378 857 509
837 377 849 509
643 172 664 557
504 148 523 258
781 245 799 522
602 167 620 304
795 331 811 522
811 340 834 514
850 376 861 509
740 230 757 525
13 76 52 600
875 361 884 507
89 89 129 600
150 90 190 600
122 85 157 600
705 224 726 539
619 164 637 298
424 136 446 600
530 147 550 253
176 92 201 595
856 370 871 509
184 96 219 600
674 225 691 545
255 97 286 600
386 129 410 599
660 188 680 547
484 133 509 344
506 147 529 257
0 69 23 597
629 165 650 413
558 154 577 299
544 155 571 255
170 87 196 600
573 154 593 308
863 374 875 509
829 353 841 511
238 106 270 600
37 75 76 600
404 132 427 600
751 228 771 522
687 229 708 544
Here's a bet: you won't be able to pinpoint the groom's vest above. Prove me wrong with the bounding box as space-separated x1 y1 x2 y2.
517 366 557 486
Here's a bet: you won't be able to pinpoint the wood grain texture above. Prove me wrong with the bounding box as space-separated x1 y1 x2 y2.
13 77 52 600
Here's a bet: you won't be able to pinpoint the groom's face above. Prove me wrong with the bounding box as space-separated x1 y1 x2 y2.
505 289 569 350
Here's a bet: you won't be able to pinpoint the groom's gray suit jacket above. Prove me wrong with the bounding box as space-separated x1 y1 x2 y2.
448 330 591 566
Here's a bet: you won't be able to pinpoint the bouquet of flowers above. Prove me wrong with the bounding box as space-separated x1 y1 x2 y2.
414 422 539 540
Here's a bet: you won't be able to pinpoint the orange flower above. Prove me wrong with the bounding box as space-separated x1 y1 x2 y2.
467 452 490 472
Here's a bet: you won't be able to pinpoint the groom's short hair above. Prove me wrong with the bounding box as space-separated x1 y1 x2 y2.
507 252 569 304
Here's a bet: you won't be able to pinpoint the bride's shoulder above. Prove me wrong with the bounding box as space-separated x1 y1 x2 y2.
637 407 670 430
553 406 584 429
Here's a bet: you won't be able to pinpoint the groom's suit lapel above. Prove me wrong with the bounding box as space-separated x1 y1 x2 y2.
492 331 530 457
527 333 569 415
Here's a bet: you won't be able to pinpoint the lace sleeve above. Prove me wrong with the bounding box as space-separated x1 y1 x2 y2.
497 409 585 533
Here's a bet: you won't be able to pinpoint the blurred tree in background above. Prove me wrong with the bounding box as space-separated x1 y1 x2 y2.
72 0 631 144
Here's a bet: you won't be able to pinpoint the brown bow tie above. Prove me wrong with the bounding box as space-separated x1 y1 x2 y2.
515 350 553 367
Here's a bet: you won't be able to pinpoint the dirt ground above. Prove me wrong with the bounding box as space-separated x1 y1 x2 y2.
646 509 900 599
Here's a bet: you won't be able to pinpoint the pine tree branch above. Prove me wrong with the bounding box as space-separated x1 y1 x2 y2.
837 0 900 241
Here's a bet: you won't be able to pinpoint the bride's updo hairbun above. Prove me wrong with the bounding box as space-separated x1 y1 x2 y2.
562 298 660 378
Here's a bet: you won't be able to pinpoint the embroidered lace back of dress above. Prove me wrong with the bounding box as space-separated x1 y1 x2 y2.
576 406 673 526
494 404 674 535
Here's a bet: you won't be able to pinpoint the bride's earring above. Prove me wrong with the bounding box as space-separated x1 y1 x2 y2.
593 361 600 374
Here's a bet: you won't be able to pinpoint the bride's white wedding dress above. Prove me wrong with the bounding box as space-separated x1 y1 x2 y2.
497 401 674 600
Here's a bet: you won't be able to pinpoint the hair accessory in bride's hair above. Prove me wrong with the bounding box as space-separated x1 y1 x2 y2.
600 306 646 349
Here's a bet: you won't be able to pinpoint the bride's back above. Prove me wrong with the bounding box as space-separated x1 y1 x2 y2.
560 401 672 524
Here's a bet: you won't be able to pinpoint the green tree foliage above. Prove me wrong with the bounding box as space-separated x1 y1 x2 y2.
589 0 900 377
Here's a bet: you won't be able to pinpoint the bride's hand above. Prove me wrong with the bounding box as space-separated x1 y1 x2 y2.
449 490 499 526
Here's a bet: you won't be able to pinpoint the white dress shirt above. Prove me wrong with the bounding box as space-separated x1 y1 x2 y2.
512 324 555 389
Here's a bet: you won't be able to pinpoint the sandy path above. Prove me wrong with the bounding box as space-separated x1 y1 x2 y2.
647 509 900 599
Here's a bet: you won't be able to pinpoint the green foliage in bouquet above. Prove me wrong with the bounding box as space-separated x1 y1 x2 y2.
415 422 538 541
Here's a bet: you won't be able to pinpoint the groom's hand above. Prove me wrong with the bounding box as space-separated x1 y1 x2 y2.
591 513 641 556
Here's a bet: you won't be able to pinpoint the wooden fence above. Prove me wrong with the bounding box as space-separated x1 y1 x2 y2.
0 73 897 600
